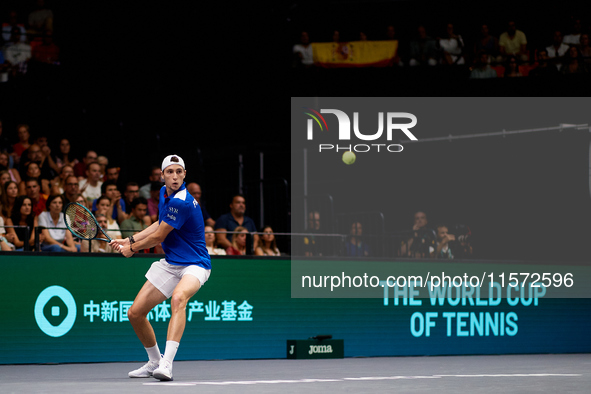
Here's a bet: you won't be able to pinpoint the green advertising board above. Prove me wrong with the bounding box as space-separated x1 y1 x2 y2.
1 254 590 364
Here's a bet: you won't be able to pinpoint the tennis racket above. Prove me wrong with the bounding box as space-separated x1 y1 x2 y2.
64 202 112 242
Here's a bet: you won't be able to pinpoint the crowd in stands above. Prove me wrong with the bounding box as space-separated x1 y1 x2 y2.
0 119 469 260
398 211 472 260
1 2 59 83
0 121 283 256
293 17 591 78
302 210 472 260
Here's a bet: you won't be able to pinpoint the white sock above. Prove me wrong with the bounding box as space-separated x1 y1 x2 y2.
145 344 161 362
163 340 179 365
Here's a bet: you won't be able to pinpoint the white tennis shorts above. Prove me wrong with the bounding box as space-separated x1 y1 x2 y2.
146 258 211 298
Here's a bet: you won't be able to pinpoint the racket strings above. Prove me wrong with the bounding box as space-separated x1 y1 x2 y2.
65 205 99 239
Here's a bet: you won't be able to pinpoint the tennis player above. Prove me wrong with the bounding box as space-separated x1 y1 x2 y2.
110 155 211 381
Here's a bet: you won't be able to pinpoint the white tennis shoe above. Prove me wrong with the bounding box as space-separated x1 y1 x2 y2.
152 359 173 381
128 360 160 378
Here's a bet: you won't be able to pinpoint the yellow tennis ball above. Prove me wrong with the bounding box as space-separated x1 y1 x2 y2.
342 151 356 165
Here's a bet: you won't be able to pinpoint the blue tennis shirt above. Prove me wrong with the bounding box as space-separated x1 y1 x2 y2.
159 183 211 269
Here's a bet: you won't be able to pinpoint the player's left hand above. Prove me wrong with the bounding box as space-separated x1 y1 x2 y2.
110 238 128 253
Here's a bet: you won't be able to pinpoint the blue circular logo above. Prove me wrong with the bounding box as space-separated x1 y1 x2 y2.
34 286 77 337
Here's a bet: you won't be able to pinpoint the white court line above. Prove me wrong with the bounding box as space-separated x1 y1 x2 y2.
143 373 581 386
434 374 582 378
343 376 440 381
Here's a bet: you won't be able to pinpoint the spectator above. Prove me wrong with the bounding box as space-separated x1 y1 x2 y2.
123 182 140 215
330 29 351 62
186 182 215 227
399 211 436 258
19 142 54 184
204 225 226 255
139 166 163 199
65 193 86 250
52 138 79 173
384 25 404 66
214 194 258 250
146 181 160 224
429 224 457 259
38 194 78 252
80 213 116 253
94 195 122 239
28 0 53 37
50 164 74 195
31 29 59 65
504 55 522 77
303 210 322 257
562 45 587 74
498 20 528 63
332 29 341 43
546 30 569 70
449 224 473 258
33 135 59 179
97 155 108 181
11 124 31 165
474 24 498 64
4 195 37 250
385 25 396 40
105 163 121 183
409 25 438 66
79 161 103 206
74 193 88 209
439 23 465 65
0 213 14 250
344 221 370 257
0 170 10 185
92 179 127 224
293 31 314 68
74 150 98 179
120 197 150 238
24 177 48 217
18 162 50 195
225 226 249 255
1 180 18 221
2 10 26 43
62 175 80 204
470 51 497 78
0 51 7 83
528 48 560 78
255 225 281 256
580 33 591 67
2 26 31 78
563 18 582 46
0 152 21 184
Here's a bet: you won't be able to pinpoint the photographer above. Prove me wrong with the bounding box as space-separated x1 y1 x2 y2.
400 211 436 258
429 224 472 259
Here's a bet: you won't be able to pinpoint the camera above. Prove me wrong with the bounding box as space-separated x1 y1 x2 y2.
409 228 436 254
447 224 472 257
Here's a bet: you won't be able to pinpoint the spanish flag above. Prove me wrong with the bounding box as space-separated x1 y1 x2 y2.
312 40 398 68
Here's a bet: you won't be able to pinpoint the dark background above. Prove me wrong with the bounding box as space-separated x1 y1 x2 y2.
0 1 289 232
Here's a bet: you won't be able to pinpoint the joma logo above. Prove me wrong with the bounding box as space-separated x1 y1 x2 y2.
308 344 333 355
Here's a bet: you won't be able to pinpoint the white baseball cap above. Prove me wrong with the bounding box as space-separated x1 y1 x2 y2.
161 155 186 171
